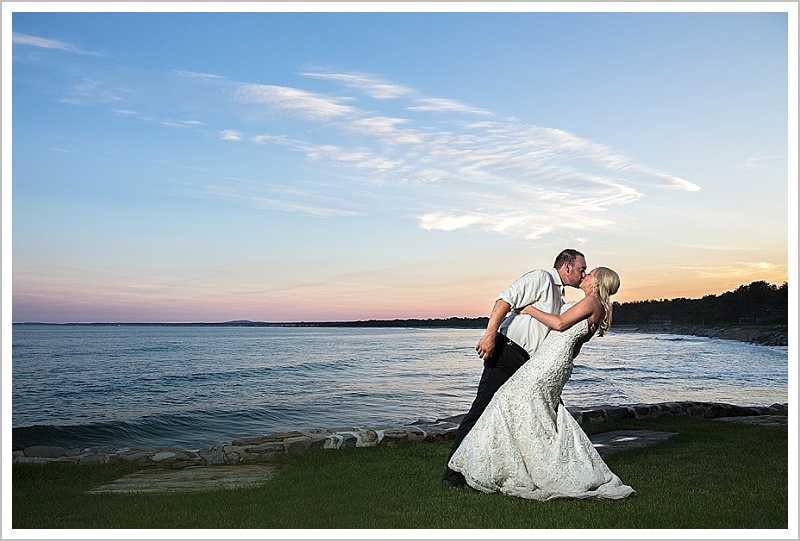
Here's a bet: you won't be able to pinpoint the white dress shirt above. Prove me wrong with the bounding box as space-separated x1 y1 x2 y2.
496 268 565 356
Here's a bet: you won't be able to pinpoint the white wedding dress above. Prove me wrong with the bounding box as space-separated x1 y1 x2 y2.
448 302 635 500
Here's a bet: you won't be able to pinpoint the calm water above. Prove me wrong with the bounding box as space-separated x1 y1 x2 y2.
11 325 788 450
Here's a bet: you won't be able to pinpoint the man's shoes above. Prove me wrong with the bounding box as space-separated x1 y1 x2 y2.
441 469 467 488
441 478 465 489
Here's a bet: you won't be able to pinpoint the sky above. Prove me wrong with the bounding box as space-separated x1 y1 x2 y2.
3 2 797 323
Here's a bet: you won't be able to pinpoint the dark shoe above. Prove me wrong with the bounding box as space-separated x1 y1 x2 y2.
442 478 466 489
442 468 467 488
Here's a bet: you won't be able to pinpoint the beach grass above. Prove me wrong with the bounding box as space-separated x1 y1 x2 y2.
12 415 789 531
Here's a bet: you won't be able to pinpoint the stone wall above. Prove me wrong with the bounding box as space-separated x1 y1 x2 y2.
13 401 788 469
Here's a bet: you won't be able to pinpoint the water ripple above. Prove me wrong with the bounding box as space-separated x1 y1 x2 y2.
12 325 788 449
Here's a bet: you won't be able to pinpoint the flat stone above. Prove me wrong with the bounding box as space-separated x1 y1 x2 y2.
198 445 227 465
248 443 285 453
87 464 282 494
232 431 304 446
23 446 65 458
83 430 676 494
78 454 108 465
285 436 327 455
590 429 678 456
119 450 151 462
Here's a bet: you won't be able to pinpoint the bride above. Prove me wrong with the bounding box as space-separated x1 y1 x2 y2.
448 267 635 500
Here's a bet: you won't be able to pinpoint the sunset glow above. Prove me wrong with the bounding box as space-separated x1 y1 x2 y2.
3 3 796 323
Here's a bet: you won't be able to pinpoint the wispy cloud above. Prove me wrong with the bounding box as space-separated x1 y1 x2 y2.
58 78 126 106
13 32 104 56
43 58 700 238
219 129 243 141
735 153 783 170
192 177 362 218
172 70 227 81
734 261 777 271
409 97 491 115
301 70 414 99
235 84 356 121
216 70 701 237
419 213 485 232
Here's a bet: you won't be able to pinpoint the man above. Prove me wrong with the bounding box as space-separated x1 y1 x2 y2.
442 248 587 488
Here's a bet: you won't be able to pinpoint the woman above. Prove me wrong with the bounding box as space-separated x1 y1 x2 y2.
448 267 635 500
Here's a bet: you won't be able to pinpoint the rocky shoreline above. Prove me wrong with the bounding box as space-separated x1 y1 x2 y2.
13 401 788 469
614 325 788 347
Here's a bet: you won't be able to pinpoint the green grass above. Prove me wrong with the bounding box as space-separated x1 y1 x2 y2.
12 416 789 530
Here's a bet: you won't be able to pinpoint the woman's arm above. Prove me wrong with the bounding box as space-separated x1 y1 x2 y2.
519 297 597 331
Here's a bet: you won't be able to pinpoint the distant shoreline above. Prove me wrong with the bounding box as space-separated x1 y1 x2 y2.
613 324 788 347
11 317 490 328
13 320 788 346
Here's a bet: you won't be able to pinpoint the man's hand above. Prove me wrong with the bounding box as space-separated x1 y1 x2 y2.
475 299 511 361
476 331 496 360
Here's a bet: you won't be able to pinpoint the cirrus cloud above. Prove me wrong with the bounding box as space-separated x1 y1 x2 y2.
217 69 700 237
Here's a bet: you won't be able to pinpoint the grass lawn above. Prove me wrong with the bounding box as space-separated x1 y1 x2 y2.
11 415 790 532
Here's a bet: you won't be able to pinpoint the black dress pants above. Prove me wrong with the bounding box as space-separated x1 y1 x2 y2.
442 332 530 485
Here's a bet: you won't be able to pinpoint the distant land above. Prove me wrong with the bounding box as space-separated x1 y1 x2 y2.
13 280 787 329
12 317 490 329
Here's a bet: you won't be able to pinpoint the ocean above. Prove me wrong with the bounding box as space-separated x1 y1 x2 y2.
11 325 789 451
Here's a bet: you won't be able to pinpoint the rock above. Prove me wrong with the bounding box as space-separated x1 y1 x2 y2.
709 403 734 418
403 427 427 443
633 404 656 419
247 443 285 454
681 402 706 417
223 447 243 465
23 446 65 458
198 445 227 466
79 454 108 465
361 429 379 445
13 401 789 469
240 449 282 464
322 433 347 449
119 450 151 463
171 460 202 469
604 406 636 423
232 431 304 446
285 436 327 455
87 446 117 455
581 409 608 424
378 428 410 446
15 456 52 464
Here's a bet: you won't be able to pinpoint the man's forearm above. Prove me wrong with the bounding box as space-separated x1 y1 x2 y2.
485 299 511 334
476 299 511 360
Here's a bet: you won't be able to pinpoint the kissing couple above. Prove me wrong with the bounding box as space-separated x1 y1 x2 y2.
442 248 635 500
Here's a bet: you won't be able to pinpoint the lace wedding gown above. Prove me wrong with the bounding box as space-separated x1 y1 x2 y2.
448 302 635 500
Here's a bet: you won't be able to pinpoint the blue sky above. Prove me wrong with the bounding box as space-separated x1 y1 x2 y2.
3 3 796 323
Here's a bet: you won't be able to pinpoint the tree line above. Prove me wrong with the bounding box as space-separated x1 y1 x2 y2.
611 280 788 327
304 280 788 329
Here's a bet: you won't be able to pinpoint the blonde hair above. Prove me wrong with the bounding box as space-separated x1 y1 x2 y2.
593 267 620 337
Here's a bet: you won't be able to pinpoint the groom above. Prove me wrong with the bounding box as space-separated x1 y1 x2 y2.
442 248 587 488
